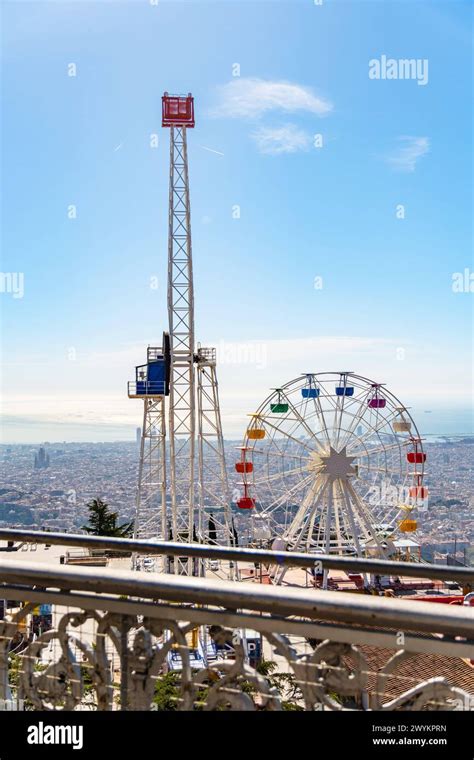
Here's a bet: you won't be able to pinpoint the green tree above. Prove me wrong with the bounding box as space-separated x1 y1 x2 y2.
82 498 133 537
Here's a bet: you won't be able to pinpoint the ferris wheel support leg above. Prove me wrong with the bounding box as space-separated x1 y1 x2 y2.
133 397 167 552
274 476 329 585
197 356 234 578
338 479 371 587
282 475 328 548
131 402 147 569
322 481 334 589
345 479 392 560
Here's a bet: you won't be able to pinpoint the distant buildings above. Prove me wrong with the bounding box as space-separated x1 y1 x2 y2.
34 447 50 470
0 440 471 556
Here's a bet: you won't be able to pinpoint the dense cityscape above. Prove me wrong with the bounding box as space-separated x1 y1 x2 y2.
1 436 472 565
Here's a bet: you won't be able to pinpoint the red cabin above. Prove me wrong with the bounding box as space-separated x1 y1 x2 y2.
162 93 195 128
409 486 429 499
235 462 253 474
237 497 255 510
407 451 427 464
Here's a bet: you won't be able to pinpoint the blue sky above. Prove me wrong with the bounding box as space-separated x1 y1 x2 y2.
1 0 472 442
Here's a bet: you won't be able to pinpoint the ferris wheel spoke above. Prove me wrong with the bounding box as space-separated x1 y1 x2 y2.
350 440 406 459
257 418 317 455
311 393 332 448
278 389 327 453
331 382 367 449
356 463 402 476
251 463 312 487
347 407 401 450
337 389 374 451
263 470 316 514
332 396 344 449
248 446 313 462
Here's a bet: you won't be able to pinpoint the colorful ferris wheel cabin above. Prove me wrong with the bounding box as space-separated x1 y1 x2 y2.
407 451 427 464
406 438 426 464
235 462 253 473
393 420 411 432
368 398 386 408
302 387 319 398
336 373 354 396
399 519 417 533
302 376 319 398
237 497 255 510
235 460 253 473
235 447 253 473
409 486 429 499
237 482 256 509
270 402 289 413
270 390 289 413
247 428 265 440
368 384 386 408
336 386 354 396
393 408 411 432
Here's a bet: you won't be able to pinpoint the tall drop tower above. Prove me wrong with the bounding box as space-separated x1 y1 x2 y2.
128 93 232 574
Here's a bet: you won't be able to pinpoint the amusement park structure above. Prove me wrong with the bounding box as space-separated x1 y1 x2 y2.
128 93 232 574
127 94 428 586
236 372 428 586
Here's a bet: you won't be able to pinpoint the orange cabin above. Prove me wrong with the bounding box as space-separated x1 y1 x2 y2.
247 428 265 440
399 519 417 532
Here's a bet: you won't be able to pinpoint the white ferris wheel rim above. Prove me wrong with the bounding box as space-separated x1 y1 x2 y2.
239 372 425 554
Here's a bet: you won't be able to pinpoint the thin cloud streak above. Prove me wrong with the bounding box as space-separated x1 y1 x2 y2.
200 145 225 156
386 136 430 172
252 124 311 155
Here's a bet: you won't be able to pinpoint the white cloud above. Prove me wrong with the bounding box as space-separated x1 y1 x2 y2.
386 136 430 172
211 78 332 119
251 124 311 155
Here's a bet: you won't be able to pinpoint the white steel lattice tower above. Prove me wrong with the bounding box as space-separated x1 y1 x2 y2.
129 93 232 574
167 123 196 567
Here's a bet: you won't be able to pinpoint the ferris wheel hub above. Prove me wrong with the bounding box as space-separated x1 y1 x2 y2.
316 446 358 479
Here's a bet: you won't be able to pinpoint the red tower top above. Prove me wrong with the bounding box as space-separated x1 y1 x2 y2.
162 92 195 128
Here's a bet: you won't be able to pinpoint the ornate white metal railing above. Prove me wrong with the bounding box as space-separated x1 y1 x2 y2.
0 530 473 712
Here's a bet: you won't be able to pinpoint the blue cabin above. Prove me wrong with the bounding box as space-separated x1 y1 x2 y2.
135 356 166 396
335 386 354 397
302 387 319 399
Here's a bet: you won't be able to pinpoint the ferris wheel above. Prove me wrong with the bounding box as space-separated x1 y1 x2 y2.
235 372 427 569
